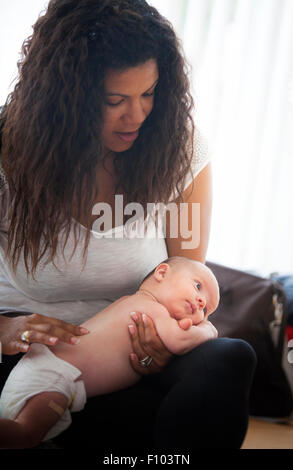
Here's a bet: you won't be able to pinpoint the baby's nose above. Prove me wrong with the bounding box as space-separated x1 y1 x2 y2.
196 295 206 310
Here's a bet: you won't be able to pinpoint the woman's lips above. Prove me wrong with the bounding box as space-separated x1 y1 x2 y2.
115 130 139 142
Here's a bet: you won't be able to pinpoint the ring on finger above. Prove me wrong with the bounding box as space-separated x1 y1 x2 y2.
20 330 30 343
139 355 153 367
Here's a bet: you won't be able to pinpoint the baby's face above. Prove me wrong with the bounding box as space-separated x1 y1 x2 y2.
161 262 220 325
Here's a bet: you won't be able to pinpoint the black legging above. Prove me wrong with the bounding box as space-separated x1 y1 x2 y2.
49 337 257 451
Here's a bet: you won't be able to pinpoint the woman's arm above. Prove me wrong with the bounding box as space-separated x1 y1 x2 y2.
165 162 213 263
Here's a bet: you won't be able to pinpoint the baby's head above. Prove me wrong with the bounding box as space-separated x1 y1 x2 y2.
140 257 220 325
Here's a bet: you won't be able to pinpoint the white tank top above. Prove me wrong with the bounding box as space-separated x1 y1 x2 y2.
0 128 211 324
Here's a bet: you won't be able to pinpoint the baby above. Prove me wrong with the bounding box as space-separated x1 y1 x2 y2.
0 256 219 448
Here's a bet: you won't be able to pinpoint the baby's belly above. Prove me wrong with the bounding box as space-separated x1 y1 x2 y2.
77 322 140 397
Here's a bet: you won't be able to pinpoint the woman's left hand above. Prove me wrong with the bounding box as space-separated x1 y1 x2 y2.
128 312 173 374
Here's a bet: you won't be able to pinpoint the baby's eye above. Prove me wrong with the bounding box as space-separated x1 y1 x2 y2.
194 281 201 290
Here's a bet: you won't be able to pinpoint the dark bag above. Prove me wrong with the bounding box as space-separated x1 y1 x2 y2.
206 261 293 418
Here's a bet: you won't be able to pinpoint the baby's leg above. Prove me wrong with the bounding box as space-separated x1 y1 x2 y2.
0 391 68 448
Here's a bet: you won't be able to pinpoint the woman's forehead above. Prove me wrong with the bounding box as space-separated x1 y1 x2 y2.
104 59 159 91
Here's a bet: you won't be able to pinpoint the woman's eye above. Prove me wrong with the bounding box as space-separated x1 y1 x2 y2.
106 90 155 107
106 100 123 107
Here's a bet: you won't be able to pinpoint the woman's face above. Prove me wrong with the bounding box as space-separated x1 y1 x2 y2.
101 59 159 153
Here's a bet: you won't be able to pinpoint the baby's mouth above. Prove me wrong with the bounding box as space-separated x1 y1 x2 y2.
187 301 196 314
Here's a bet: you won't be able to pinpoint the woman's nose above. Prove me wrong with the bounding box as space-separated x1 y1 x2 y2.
123 100 146 127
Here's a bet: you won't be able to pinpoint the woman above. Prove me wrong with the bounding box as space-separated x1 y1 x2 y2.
0 0 256 450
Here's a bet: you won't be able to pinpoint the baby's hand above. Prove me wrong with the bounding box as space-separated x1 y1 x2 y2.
178 318 193 330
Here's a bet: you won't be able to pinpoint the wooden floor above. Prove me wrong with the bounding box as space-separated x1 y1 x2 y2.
241 416 293 449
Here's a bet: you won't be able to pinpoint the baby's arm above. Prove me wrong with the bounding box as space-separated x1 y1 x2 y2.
0 391 68 448
152 307 218 355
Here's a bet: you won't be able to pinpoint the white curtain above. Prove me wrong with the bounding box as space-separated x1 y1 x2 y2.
152 0 293 277
0 1 49 104
1 0 293 277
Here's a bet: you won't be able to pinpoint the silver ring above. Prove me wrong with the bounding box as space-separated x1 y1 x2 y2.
21 330 30 343
139 355 153 368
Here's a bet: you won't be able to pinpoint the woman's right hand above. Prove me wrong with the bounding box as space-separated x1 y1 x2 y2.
0 313 89 355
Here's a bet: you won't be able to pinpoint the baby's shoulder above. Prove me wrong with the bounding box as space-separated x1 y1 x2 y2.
125 294 169 319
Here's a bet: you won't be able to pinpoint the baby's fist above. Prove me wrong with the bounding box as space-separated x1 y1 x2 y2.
178 318 193 330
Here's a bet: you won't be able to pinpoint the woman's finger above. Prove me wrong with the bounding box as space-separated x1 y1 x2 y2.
27 313 88 337
129 352 162 374
27 323 81 345
128 312 172 373
132 312 171 357
18 329 59 346
141 314 173 367
129 313 159 360
12 341 30 354
128 329 156 375
128 321 161 374
128 323 148 359
140 314 167 354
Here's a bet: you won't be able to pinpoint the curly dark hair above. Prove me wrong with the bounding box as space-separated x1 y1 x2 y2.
0 0 195 279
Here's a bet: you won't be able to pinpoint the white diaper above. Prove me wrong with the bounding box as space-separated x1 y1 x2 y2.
0 343 86 441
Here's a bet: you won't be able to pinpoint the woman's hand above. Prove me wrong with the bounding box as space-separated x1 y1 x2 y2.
0 313 89 355
128 312 173 374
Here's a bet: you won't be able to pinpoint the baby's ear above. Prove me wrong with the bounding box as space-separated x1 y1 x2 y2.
178 318 193 330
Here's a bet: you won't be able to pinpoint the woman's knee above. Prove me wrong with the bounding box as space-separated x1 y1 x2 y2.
223 337 256 370
202 337 257 383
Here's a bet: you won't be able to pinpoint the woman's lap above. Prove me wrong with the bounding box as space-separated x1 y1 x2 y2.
54 337 257 451
0 337 257 451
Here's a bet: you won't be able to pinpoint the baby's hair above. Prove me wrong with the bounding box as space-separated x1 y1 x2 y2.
139 256 194 286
